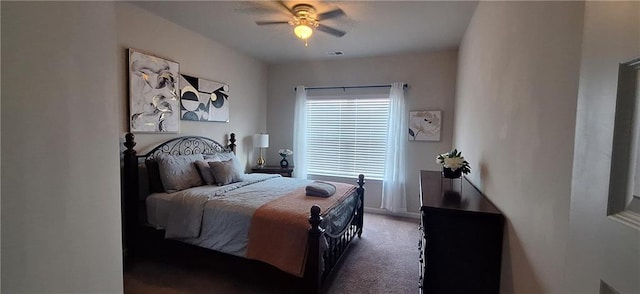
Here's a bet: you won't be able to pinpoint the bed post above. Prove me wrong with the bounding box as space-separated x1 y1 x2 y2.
123 133 139 260
304 205 324 293
357 174 365 238
228 133 236 154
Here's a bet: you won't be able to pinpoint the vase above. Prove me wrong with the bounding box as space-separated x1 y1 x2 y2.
280 157 289 168
442 167 462 179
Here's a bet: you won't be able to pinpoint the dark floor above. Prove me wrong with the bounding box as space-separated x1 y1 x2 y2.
124 212 419 294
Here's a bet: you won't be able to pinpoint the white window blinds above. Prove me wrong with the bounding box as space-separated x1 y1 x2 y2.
306 95 389 180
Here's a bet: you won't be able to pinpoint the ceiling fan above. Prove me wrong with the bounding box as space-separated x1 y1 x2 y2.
255 2 346 46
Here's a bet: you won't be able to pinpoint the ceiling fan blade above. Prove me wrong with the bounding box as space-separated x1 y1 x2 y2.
255 20 290 25
276 1 295 16
234 2 283 16
316 24 346 37
316 8 345 20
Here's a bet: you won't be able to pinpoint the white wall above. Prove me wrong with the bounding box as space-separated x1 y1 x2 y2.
1 2 123 293
454 2 584 293
267 51 458 213
564 2 640 293
115 2 268 170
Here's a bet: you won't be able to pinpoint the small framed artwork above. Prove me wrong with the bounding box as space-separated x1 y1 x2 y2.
409 110 441 141
128 49 180 133
179 74 230 122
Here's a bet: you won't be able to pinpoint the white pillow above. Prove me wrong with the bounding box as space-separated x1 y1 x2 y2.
156 154 204 192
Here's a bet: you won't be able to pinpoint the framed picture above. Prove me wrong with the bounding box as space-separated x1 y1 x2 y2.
128 49 180 133
409 110 441 141
179 74 230 122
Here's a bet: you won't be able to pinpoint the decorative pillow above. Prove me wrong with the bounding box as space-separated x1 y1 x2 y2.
156 154 204 192
208 159 244 186
194 155 221 185
216 151 236 162
217 152 244 172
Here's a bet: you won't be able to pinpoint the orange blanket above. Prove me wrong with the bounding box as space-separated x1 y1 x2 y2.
246 181 356 277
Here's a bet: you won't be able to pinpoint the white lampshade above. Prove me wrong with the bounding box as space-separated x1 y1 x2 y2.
253 134 269 148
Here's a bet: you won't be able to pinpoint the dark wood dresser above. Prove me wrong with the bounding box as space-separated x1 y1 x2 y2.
419 170 504 294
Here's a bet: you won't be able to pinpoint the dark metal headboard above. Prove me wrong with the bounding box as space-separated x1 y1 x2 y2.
140 134 236 160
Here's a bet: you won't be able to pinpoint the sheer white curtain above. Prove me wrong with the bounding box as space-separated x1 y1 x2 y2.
293 85 308 179
381 82 407 213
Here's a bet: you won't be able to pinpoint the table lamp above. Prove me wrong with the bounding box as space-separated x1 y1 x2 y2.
253 133 269 168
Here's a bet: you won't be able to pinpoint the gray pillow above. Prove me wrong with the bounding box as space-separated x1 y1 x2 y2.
194 156 221 185
208 159 244 186
216 151 237 162
203 154 219 160
157 154 204 192
217 152 244 172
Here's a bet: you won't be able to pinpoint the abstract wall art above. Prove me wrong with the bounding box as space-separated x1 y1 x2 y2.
409 110 442 141
129 49 180 133
179 74 229 122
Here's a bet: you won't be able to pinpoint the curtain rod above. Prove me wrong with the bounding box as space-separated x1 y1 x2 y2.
295 83 408 91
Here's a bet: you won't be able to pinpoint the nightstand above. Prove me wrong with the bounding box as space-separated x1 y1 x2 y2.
251 166 294 177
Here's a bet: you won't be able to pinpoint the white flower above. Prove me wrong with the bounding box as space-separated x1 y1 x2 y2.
435 148 471 175
443 157 464 170
279 149 293 157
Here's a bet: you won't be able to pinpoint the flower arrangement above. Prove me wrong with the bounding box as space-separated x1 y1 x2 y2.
436 149 471 175
279 148 293 158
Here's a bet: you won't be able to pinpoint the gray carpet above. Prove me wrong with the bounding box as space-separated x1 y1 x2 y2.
124 213 419 294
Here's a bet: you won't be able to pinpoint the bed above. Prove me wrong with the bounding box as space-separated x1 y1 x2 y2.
121 132 365 293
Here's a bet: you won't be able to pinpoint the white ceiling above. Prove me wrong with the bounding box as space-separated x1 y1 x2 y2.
131 1 478 64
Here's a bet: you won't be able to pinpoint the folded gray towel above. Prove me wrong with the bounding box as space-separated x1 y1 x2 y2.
306 181 336 197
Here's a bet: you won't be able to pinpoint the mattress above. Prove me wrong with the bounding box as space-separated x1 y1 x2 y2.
144 174 360 276
146 175 359 239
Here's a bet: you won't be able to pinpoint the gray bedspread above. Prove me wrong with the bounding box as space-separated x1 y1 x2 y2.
155 173 359 259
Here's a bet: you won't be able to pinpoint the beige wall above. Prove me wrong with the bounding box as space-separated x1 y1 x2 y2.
267 51 458 213
454 2 584 293
7 2 635 293
115 2 268 170
565 2 640 293
1 2 123 292
1 2 269 292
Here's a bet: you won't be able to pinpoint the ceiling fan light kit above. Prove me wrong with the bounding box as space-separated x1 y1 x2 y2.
256 2 346 47
293 23 314 44
290 13 319 46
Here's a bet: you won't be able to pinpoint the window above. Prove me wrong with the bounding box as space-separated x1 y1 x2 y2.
306 95 389 180
609 56 640 230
